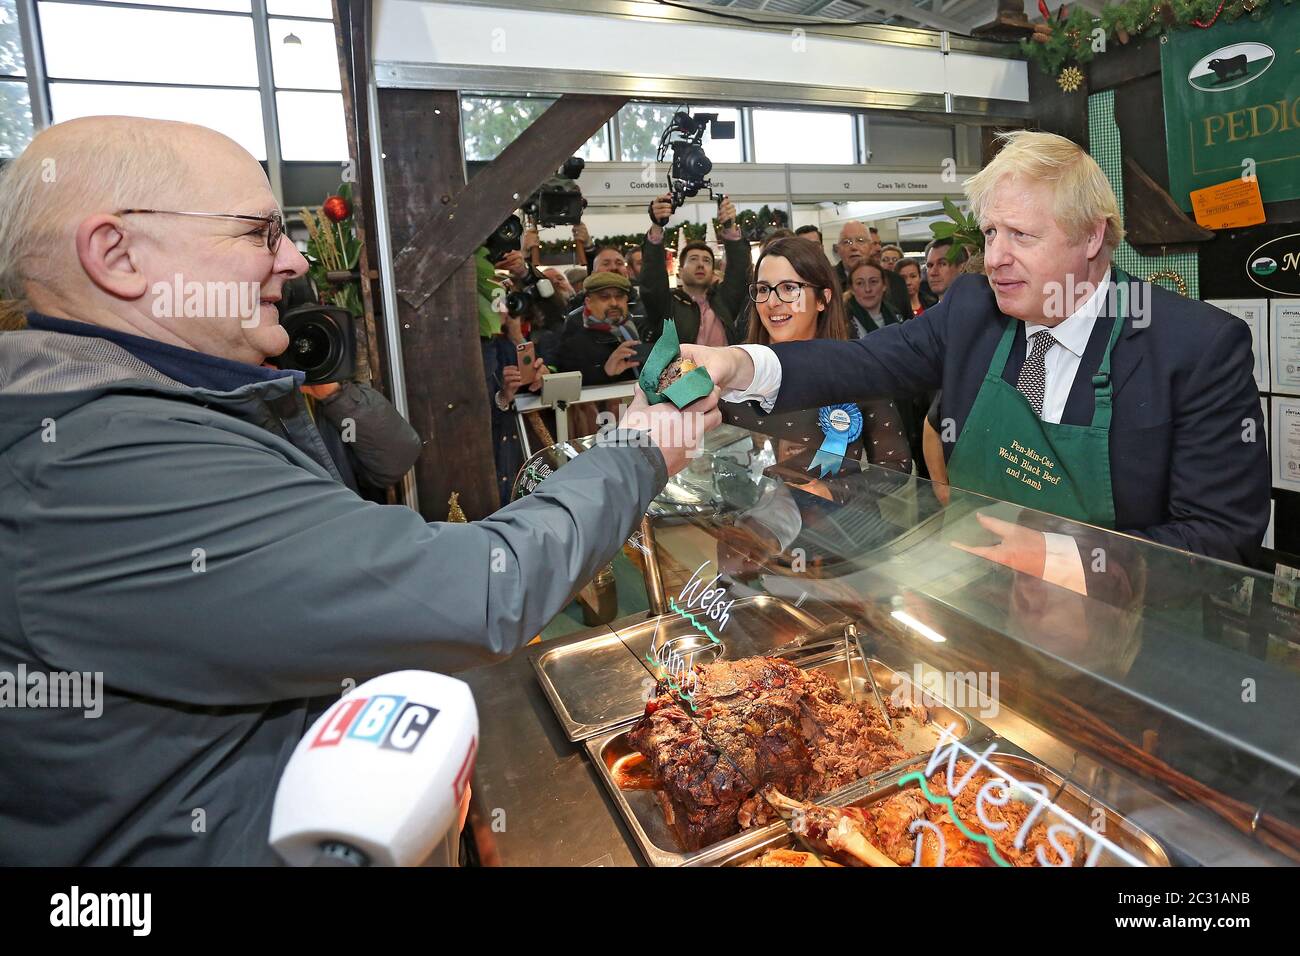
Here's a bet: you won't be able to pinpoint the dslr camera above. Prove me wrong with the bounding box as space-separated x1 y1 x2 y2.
482 214 555 317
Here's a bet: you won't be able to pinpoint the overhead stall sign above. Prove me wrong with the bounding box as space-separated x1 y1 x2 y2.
1161 3 1300 210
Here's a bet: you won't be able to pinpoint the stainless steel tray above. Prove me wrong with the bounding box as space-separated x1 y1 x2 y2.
716 751 1169 867
532 595 824 742
584 653 990 867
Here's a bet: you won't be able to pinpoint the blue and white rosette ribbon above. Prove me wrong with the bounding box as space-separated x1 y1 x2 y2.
808 404 863 478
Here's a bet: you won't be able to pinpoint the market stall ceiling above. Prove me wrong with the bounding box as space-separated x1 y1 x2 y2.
689 0 1103 37
372 0 1030 118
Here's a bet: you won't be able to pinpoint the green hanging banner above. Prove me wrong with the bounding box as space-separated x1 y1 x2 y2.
1161 4 1300 211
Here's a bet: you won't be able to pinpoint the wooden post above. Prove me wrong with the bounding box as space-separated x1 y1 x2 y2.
377 88 496 521
374 89 624 520
329 0 386 395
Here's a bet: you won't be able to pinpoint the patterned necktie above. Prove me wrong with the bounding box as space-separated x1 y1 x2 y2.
1016 330 1058 418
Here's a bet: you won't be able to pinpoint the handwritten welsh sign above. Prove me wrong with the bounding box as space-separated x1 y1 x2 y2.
909 726 1147 868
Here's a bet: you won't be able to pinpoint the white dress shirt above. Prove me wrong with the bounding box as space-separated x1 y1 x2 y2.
1021 276 1110 424
721 278 1117 596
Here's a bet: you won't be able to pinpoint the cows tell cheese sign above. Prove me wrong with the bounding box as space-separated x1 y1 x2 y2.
1161 4 1300 210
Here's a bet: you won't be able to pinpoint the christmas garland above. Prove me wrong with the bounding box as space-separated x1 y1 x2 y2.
1022 0 1291 78
536 224 706 258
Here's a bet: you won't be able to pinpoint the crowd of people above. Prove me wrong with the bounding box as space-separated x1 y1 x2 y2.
0 115 1271 866
480 193 963 494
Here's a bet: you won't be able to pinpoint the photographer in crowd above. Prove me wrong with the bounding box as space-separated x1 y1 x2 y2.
302 379 422 496
274 278 421 496
483 307 545 507
495 244 567 365
639 192 750 346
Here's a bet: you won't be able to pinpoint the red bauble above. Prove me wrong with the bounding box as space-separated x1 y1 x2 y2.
322 195 351 222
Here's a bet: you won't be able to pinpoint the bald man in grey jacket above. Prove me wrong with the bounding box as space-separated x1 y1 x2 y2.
0 117 720 864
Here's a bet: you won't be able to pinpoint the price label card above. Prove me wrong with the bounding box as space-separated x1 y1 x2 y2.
1190 177 1266 230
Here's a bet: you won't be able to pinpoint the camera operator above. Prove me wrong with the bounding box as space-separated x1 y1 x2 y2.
274 277 421 496
639 192 750 346
495 245 567 366
301 379 422 497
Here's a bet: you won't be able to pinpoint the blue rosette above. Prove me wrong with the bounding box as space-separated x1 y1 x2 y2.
808 403 863 477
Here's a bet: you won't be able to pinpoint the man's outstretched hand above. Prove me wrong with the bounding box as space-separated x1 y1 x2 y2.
617 385 722 477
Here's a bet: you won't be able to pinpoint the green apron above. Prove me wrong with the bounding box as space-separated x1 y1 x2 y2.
946 277 1127 527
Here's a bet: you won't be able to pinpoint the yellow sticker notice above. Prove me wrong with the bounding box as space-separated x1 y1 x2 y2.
1190 176 1266 230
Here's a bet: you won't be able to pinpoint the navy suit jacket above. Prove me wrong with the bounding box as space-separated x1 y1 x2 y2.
766 272 1270 566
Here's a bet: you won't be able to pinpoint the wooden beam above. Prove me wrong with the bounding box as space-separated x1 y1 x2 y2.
1026 60 1088 150
1087 33 1162 92
392 93 625 311
378 88 498 521
330 0 386 396
1123 155 1214 250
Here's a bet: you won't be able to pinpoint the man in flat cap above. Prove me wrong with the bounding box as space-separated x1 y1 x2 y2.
557 271 643 386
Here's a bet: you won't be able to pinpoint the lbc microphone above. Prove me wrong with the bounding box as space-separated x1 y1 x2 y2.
269 670 478 867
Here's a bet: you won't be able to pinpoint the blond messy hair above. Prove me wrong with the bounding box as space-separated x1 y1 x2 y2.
964 130 1125 252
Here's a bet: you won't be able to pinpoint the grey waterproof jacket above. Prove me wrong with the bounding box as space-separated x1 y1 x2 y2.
0 324 666 864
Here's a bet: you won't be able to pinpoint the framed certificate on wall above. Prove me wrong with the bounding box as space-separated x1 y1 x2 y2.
1271 397 1300 491
1270 301 1300 397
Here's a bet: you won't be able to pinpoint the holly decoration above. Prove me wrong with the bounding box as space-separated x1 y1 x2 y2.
930 198 985 263
1022 0 1290 77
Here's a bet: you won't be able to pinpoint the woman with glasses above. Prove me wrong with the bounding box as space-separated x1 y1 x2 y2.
716 239 913 576
725 237 911 479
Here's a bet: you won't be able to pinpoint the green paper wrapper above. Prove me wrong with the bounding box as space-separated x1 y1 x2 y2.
638 319 715 408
